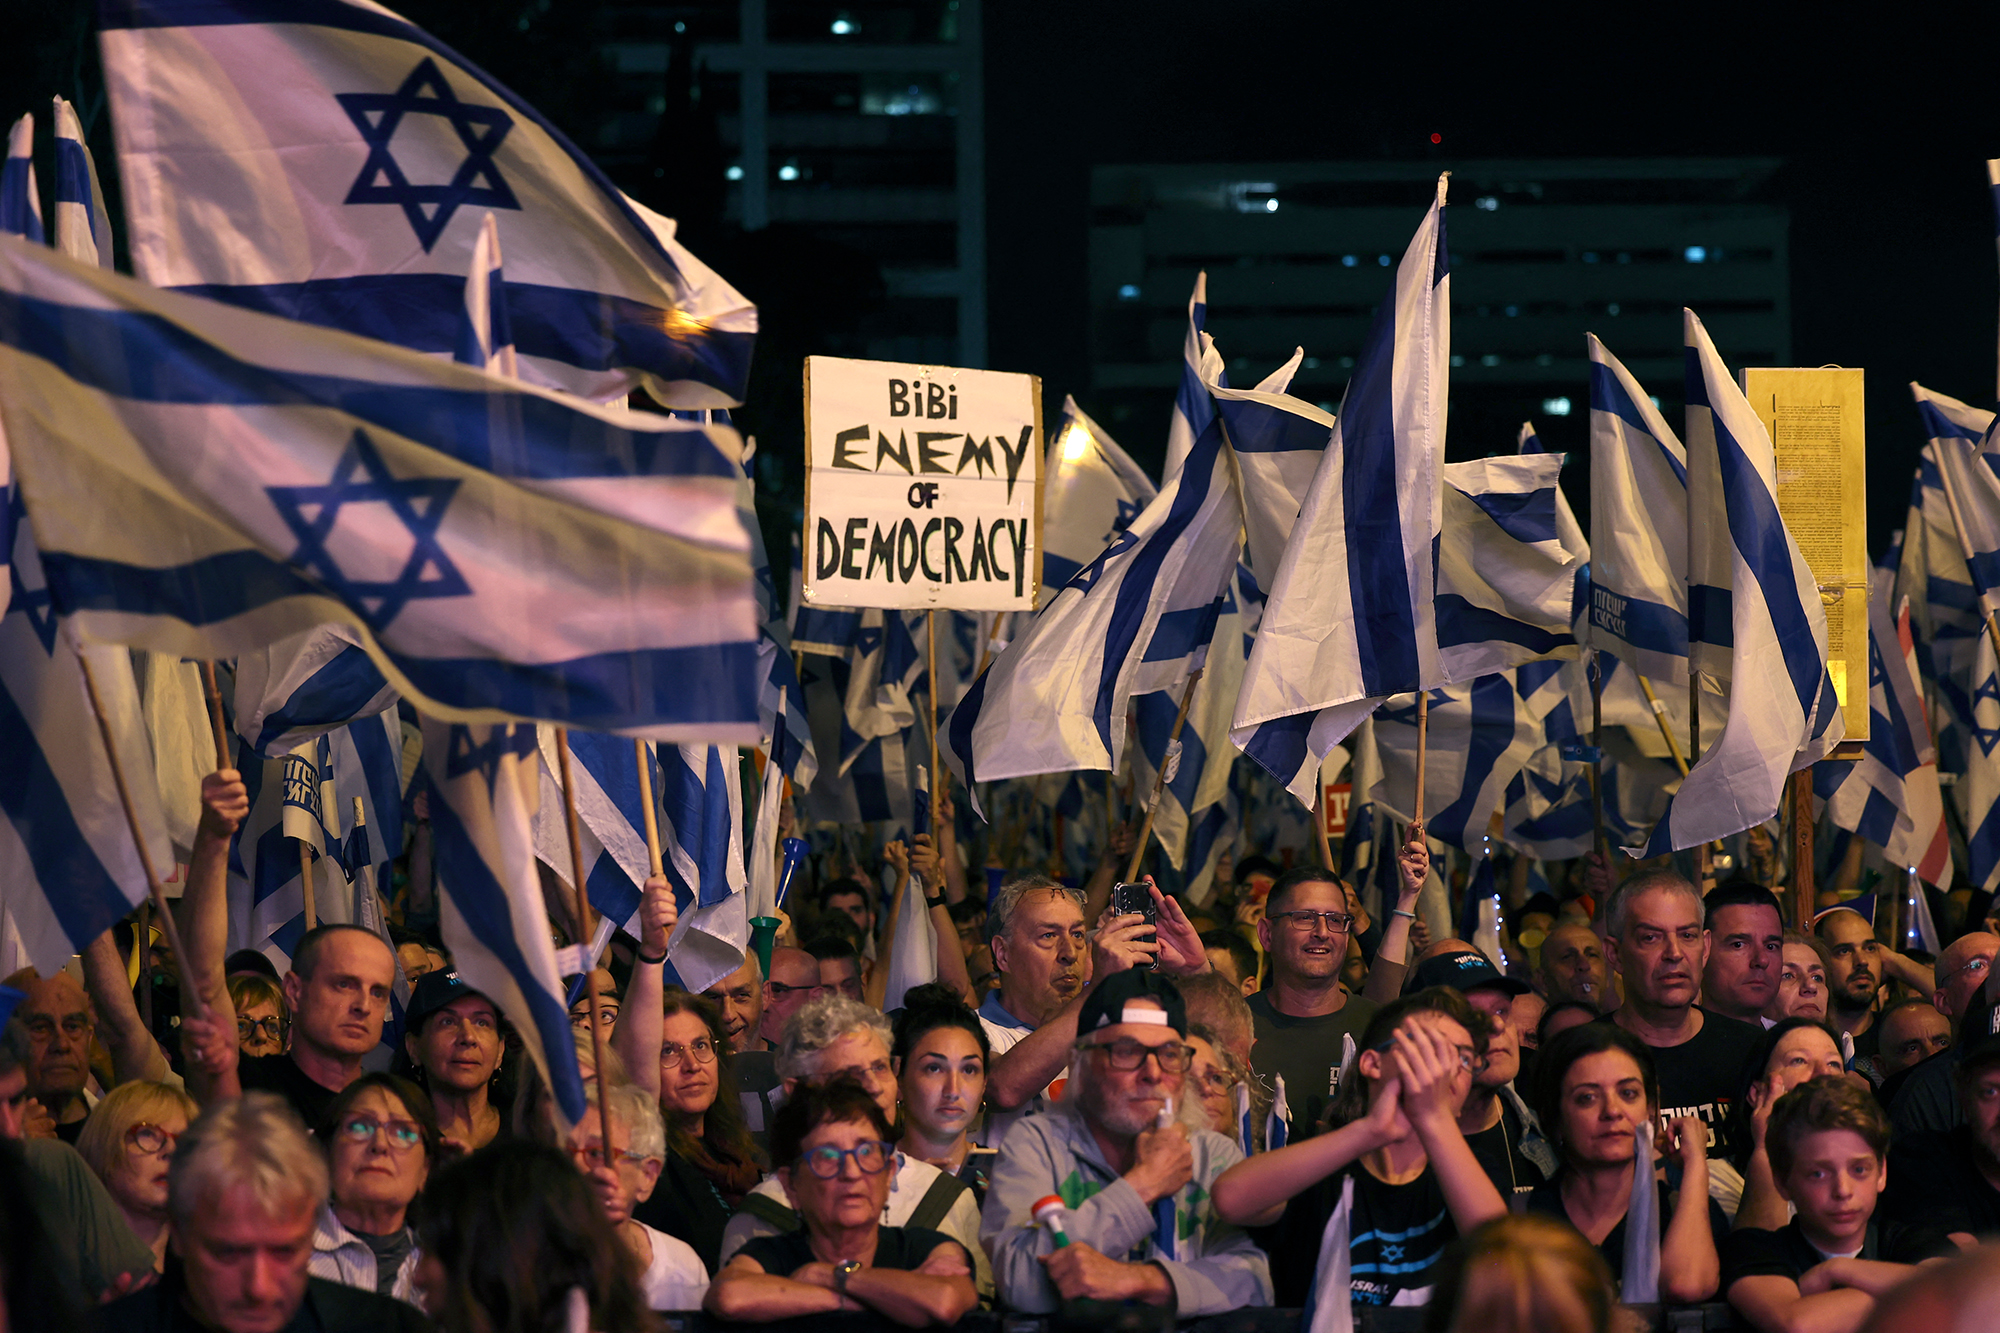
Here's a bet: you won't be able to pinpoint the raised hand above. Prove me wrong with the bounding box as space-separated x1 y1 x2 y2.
198 769 250 839
883 839 910 877
1147 880 1208 976
910 833 941 887
1091 910 1160 978
1397 824 1429 898
1390 1021 1465 1140
639 874 677 955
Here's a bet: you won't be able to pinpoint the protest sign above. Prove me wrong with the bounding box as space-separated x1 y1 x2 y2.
802 356 1042 611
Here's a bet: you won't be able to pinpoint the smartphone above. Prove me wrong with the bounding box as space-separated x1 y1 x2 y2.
1109 882 1158 969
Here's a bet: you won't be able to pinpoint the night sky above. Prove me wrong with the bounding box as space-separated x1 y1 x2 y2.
11 2 2000 559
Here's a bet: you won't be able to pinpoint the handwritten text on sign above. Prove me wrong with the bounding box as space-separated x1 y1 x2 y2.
803 356 1042 611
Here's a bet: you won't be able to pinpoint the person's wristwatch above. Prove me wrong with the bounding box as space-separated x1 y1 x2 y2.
833 1259 861 1294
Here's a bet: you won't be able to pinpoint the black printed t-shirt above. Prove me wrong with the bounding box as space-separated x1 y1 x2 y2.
1280 1162 1458 1310
1526 1176 1730 1296
239 1054 345 1132
1247 989 1378 1136
1720 1217 1955 1292
1883 1125 2000 1239
1601 1009 1764 1160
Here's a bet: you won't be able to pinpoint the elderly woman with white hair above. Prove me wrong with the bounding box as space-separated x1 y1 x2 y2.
92 1092 429 1333
560 1076 711 1311
720 994 993 1305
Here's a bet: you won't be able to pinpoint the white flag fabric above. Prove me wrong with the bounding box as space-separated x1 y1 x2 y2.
658 743 749 993
100 0 754 406
1621 1123 1660 1301
1814 589 1952 889
1303 1174 1356 1333
1634 310 1843 855
455 213 517 378
1232 176 1450 806
532 729 658 939
943 413 1241 809
1041 395 1157 596
0 116 40 244
233 624 398 755
52 98 112 269
1587 335 1689 683
1209 370 1334 595
1435 454 1584 682
1370 677 1546 857
422 717 586 1124
1164 272 1226 484
0 235 760 741
1957 627 2000 894
1916 382 2000 607
880 846 939 1013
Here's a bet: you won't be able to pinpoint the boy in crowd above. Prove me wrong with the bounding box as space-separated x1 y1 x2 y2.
1721 1078 1955 1333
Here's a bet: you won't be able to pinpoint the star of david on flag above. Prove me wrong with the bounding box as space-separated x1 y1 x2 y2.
102 0 757 406
336 58 520 253
267 429 469 632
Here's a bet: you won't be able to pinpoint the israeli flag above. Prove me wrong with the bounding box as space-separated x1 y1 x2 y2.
0 236 760 740
840 608 924 774
1815 587 1953 889
1042 395 1156 595
100 0 754 407
52 99 112 270
1302 1175 1356 1333
1128 583 1236 873
1955 624 2000 894
0 117 40 244
532 729 659 943
1990 159 2000 401
795 650 909 828
1164 272 1226 484
232 624 397 755
659 743 750 993
1621 1123 1660 1301
1232 178 1451 805
1894 444 1984 760
1435 454 1584 682
943 412 1241 812
0 504 172 975
736 452 815 789
454 213 516 377
1370 676 1546 857
1634 311 1843 855
1916 382 2000 604
1208 355 1334 593
423 717 585 1124
1587 335 1688 683
1264 1072 1291 1153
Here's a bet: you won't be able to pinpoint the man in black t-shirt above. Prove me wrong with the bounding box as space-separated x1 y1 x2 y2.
1601 869 1763 1159
1883 1023 2000 1244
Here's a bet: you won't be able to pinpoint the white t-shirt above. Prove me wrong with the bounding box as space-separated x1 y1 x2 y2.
633 1222 709 1311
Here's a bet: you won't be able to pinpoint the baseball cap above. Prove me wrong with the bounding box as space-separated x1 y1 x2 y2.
405 970 490 1033
1077 970 1187 1038
1411 948 1531 997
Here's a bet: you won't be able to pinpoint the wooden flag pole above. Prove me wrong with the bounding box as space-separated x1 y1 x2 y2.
556 727 617 1152
1790 770 1815 928
199 661 231 770
1413 691 1430 828
1690 677 1712 890
927 610 941 806
1126 667 1202 883
299 840 317 930
75 646 205 1020
1588 652 1606 859
135 901 154 1031
1315 780 1336 872
633 740 665 879
1636 675 1692 775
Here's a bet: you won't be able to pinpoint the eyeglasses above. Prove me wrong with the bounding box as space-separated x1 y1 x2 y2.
1192 1069 1236 1097
1271 910 1356 934
798 1139 895 1179
237 1016 285 1042
24 1014 93 1044
1080 1039 1195 1073
569 1142 650 1170
767 980 822 998
570 1005 620 1031
125 1123 178 1155
336 1115 425 1152
661 1037 717 1068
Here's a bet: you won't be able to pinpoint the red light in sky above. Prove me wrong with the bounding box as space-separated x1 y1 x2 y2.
1430 132 1442 144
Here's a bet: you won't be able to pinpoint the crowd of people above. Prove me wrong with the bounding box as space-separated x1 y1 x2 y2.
6 761 2000 1333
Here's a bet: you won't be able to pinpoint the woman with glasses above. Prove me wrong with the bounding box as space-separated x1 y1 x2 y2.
1524 1023 1723 1303
74 1080 197 1272
706 1075 978 1327
632 989 765 1274
892 985 995 1203
311 1072 439 1306
1213 987 1508 1309
227 974 288 1058
1186 1023 1243 1137
1717 1016 1850 1229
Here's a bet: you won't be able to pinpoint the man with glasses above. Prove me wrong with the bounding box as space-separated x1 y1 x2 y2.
721 995 993 1302
982 971 1272 1315
1247 865 1385 1136
1 968 98 1143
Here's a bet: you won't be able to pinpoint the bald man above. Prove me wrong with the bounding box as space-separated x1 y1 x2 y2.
1535 920 1610 1011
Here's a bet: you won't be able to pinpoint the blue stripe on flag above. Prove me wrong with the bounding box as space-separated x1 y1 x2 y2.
52 140 95 206
252 645 392 752
1434 595 1572 655
1462 486 1558 546
41 550 757 730
1339 297 1420 692
1854 787 1900 848
1918 399 1986 443
1216 398 1333 453
1589 361 1687 485
1687 584 1733 650
1710 413 1824 714
1042 552 1083 590
1142 599 1224 664
0 291 736 481
1239 711 1313 794
1588 592 1689 660
176 276 752 399
0 679 136 952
